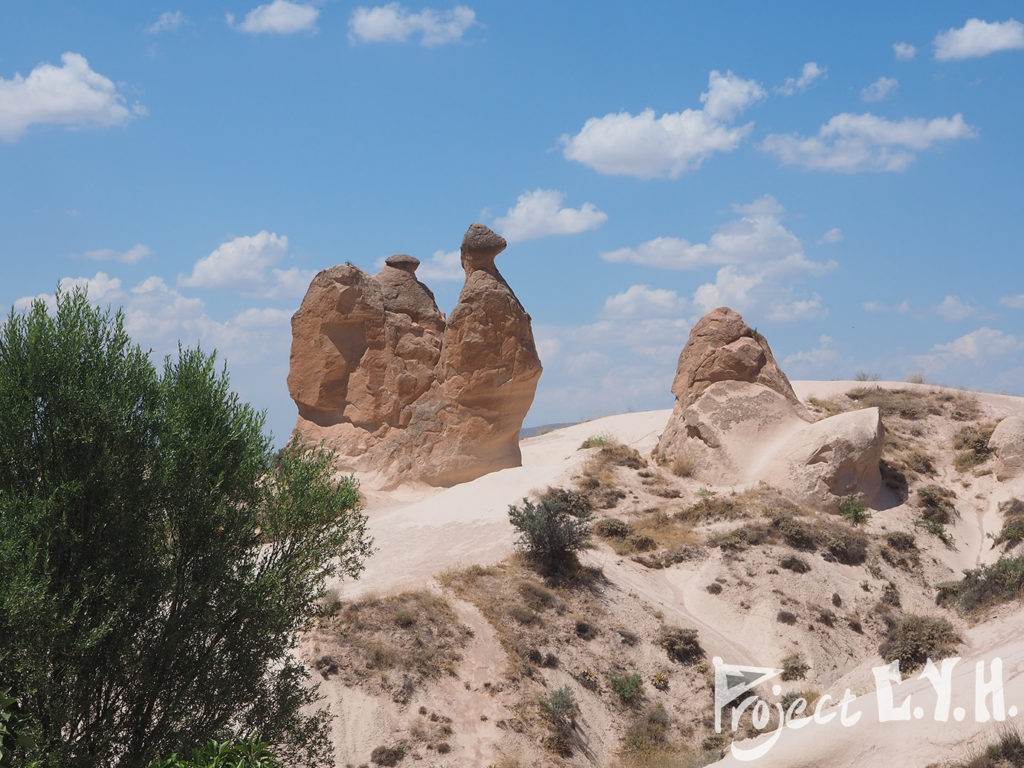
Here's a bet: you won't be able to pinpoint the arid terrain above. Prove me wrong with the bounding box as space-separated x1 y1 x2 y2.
299 378 1024 768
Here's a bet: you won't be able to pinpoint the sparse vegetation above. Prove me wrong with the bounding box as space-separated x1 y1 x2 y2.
917 518 954 547
780 654 809 681
594 517 631 538
886 531 917 551
949 724 1024 767
995 500 1024 550
777 610 797 625
879 615 960 672
937 556 1024 615
952 423 996 472
580 433 611 449
609 674 645 703
150 739 283 768
658 627 704 665
780 555 811 573
539 486 594 518
918 485 957 524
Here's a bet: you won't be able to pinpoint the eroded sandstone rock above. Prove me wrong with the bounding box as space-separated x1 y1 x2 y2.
990 415 1024 481
288 225 541 488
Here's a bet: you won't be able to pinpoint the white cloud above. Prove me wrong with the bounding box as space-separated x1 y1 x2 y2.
601 195 833 277
15 272 125 313
73 243 151 264
494 189 607 242
931 295 981 321
893 42 917 60
0 52 144 142
861 76 898 102
776 61 825 95
349 4 478 46
934 18 1024 60
602 285 687 319
818 227 844 244
179 231 313 299
863 299 911 313
415 249 463 282
783 334 841 372
147 11 185 34
760 112 976 173
229 1 319 34
559 69 765 178
1000 294 1024 309
919 327 1023 366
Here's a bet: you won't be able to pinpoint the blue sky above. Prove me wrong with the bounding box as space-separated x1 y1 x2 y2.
2 1 1023 445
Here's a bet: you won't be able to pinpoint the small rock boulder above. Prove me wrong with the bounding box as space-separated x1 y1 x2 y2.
990 416 1024 481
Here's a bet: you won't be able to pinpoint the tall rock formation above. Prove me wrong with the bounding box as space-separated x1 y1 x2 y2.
287 225 542 488
656 307 885 512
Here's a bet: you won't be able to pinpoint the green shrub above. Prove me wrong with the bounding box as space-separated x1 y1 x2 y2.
150 739 282 768
994 500 1024 550
658 627 704 665
540 686 577 726
823 527 869 565
917 518 954 546
839 495 870 525
609 674 645 703
771 514 816 551
879 615 960 672
937 556 1024 614
508 497 592 570
580 433 611 449
594 517 630 538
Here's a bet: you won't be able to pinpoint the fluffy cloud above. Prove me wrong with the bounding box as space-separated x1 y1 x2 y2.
73 243 151 263
760 112 975 173
228 1 319 34
349 4 478 46
494 189 607 243
601 195 831 275
918 327 1023 367
893 42 917 60
179 231 313 299
863 299 911 313
934 18 1024 60
931 295 982 321
818 227 844 244
412 249 463 282
776 62 825 95
147 11 185 34
861 76 898 102
602 285 687 319
0 52 145 142
782 334 843 375
1000 294 1024 309
602 196 832 323
560 70 765 178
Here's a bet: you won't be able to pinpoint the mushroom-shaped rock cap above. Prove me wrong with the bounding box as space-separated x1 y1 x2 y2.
384 254 420 273
461 223 506 271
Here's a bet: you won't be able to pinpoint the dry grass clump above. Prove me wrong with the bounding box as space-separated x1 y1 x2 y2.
614 705 713 768
878 614 959 672
658 626 704 665
994 499 1024 550
917 485 958 524
439 559 603 681
952 423 996 472
846 387 943 420
710 510 868 565
780 653 809 681
949 725 1024 767
314 590 473 696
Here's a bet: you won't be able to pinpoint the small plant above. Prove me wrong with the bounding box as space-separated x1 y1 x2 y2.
952 423 995 472
706 582 723 595
776 610 797 625
670 454 693 478
580 433 611 449
650 672 669 691
658 626 704 665
854 371 880 381
151 739 283 768
609 674 645 703
593 517 630 538
577 669 599 690
839 495 870 525
916 518 954 547
879 614 959 672
540 686 577 726
780 654 809 681
780 555 811 574
918 485 957 524
507 497 593 571
540 487 593 518
886 531 917 551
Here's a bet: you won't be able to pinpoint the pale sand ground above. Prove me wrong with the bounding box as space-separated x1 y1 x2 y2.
314 381 1024 767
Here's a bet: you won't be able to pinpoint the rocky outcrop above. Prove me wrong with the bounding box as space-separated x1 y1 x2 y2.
656 307 884 511
990 416 1024 481
288 226 542 488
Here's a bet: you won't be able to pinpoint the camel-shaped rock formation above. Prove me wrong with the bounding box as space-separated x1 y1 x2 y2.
287 224 542 488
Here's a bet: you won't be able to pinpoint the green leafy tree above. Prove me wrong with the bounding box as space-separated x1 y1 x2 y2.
507 496 592 571
0 290 373 768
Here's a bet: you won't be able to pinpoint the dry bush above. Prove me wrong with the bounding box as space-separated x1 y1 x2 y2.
670 454 694 478
918 485 958 524
952 423 996 472
780 653 809 681
658 626 704 665
994 499 1024 550
937 556 1024 615
879 614 959 672
321 591 473 687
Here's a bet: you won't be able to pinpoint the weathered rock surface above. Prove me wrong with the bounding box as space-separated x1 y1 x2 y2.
656 307 885 510
990 415 1024 481
288 225 541 488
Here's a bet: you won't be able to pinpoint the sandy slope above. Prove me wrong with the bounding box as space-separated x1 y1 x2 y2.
314 381 1024 767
